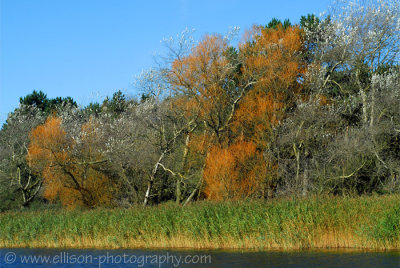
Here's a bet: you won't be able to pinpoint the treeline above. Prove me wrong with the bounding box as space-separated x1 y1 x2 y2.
0 0 399 210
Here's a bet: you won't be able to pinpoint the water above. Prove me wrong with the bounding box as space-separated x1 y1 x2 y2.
0 248 399 267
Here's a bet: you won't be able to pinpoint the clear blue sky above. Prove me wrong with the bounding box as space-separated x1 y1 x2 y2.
0 0 330 124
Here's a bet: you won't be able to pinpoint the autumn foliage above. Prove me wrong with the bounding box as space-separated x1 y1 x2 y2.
27 117 115 208
21 23 307 206
167 25 305 200
203 141 267 200
2 1 399 211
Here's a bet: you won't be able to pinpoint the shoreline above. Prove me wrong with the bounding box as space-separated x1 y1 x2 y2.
1 195 400 250
2 245 400 252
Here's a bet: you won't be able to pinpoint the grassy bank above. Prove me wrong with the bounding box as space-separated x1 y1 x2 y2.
1 195 400 250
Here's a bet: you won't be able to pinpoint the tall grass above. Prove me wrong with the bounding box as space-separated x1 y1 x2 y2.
1 195 400 249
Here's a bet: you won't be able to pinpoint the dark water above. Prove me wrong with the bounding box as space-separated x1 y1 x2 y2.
1 248 400 267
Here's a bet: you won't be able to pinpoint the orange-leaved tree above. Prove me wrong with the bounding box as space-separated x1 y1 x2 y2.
166 34 243 202
168 34 256 141
212 25 304 199
168 25 305 200
234 24 305 144
203 140 267 200
27 116 115 208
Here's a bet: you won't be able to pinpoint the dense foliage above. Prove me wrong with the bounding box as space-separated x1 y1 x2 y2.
0 0 399 210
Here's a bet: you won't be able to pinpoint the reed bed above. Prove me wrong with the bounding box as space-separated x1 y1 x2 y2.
1 195 400 250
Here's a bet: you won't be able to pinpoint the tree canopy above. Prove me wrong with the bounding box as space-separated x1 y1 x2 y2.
1 0 399 210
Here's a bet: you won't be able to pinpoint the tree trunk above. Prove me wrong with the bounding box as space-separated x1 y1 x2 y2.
356 70 369 126
360 88 368 125
143 152 165 207
183 162 206 206
176 134 190 204
183 176 203 206
370 84 376 127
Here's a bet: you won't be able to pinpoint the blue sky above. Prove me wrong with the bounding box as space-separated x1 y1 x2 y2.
0 0 330 124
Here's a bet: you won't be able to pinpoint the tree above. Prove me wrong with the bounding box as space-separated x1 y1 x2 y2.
203 141 267 200
266 18 292 30
19 90 49 111
27 117 115 208
103 90 128 115
0 105 45 209
166 23 306 200
19 90 77 115
309 0 400 126
300 14 321 63
208 24 305 199
166 33 253 200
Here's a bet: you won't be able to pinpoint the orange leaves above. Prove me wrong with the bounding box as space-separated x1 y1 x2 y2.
241 24 305 94
231 24 306 147
27 117 69 170
169 34 232 123
203 141 267 200
171 35 228 90
170 95 201 120
166 25 306 200
27 117 73 206
27 116 114 208
233 90 282 141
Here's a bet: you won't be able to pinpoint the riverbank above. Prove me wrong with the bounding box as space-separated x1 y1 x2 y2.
1 195 400 250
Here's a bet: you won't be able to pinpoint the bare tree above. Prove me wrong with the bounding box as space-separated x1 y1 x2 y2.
0 105 45 208
310 0 400 126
